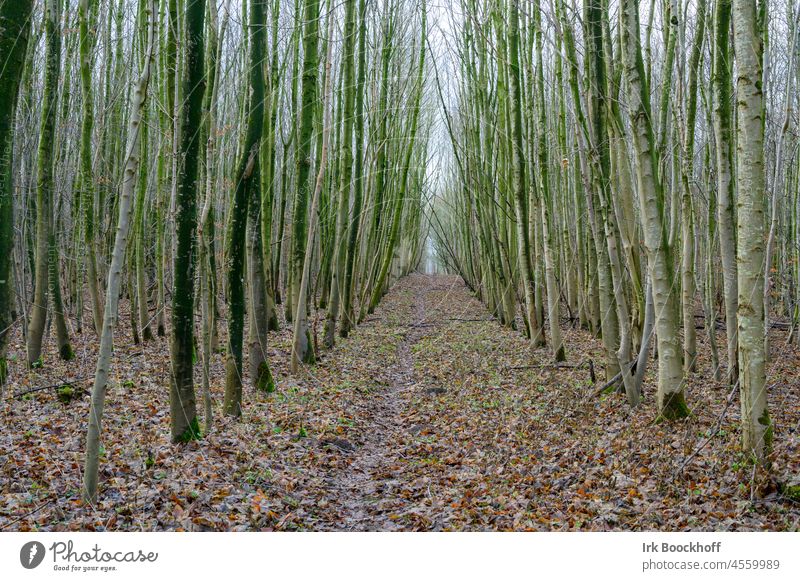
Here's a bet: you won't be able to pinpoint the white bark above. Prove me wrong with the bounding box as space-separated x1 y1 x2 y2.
82 0 156 503
732 0 771 464
621 0 687 419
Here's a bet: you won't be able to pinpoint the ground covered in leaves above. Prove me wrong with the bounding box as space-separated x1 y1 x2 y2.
1 274 799 531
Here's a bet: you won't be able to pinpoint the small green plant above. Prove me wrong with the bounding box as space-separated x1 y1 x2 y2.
121 379 135 389
244 468 273 486
31 357 44 369
144 451 155 469
779 483 800 501
297 426 308 438
56 384 75 404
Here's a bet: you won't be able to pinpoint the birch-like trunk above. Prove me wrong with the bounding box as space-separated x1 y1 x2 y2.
732 0 771 464
83 0 156 503
621 0 688 420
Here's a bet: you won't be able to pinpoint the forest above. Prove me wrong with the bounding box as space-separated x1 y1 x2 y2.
0 0 798 532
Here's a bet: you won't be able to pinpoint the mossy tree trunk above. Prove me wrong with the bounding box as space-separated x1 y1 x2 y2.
169 0 206 441
223 0 270 415
0 0 34 394
289 0 321 367
27 0 74 366
322 0 358 349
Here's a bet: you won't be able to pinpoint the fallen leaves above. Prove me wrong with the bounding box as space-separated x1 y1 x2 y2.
1 275 799 531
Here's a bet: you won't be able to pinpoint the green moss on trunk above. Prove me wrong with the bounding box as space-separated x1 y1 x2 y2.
174 416 202 443
59 343 75 361
657 391 691 422
302 329 316 365
758 407 773 455
255 361 275 393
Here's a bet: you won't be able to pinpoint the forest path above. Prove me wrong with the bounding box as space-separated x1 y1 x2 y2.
310 274 465 530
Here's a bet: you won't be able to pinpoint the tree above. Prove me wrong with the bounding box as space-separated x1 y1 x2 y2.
505 0 542 352
84 0 157 502
713 0 740 385
620 0 688 419
732 0 771 464
170 0 206 442
322 0 358 348
78 0 104 338
291 0 336 372
224 0 270 416
27 0 75 365
289 0 321 367
0 0 34 395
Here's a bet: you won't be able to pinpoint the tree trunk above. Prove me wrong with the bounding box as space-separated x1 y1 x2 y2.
621 0 688 420
169 0 206 441
83 0 156 502
223 0 270 415
0 0 34 394
713 0 739 385
289 0 321 367
732 0 771 465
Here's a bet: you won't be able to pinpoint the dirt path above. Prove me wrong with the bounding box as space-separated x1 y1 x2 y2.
312 274 447 530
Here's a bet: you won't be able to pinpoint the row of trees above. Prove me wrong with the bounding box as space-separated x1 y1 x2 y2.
0 0 430 501
432 0 792 467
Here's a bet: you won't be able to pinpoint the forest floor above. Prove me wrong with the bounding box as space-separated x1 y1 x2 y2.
1 274 799 531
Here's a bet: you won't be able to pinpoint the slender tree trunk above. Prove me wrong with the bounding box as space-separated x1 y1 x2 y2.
289 0 321 366
505 0 541 353
224 0 271 415
533 0 565 362
732 0 771 465
713 0 739 385
27 0 74 365
621 0 688 420
83 0 156 502
79 0 104 338
340 0 368 338
0 0 34 394
680 0 707 374
170 0 206 441
323 0 357 348
291 0 335 372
